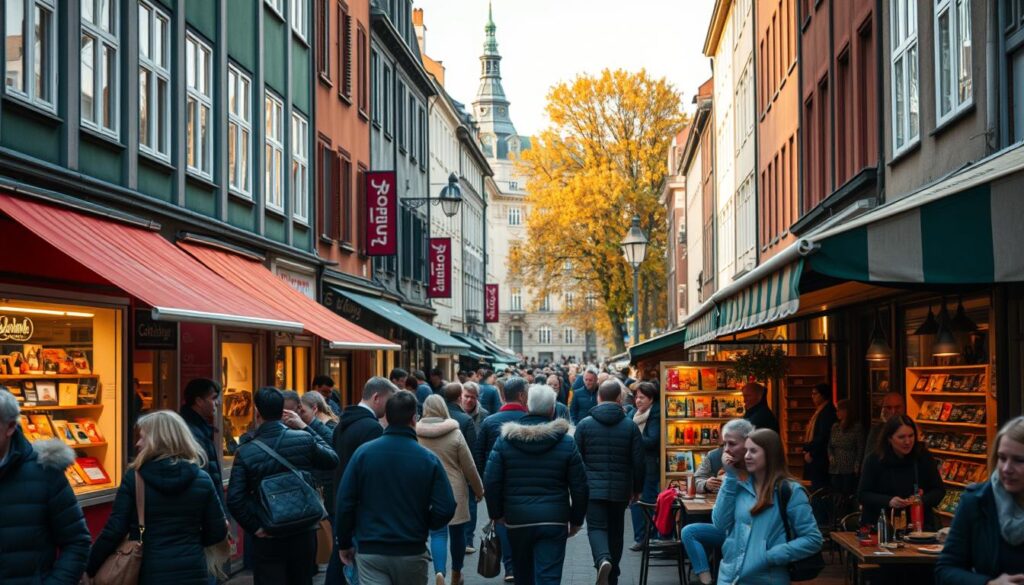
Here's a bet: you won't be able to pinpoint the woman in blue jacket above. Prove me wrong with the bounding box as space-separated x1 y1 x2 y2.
936 416 1024 585
712 428 823 585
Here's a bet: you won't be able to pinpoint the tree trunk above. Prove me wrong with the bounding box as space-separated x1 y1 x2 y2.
607 310 626 355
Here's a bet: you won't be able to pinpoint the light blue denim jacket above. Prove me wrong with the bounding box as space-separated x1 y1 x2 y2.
711 471 823 585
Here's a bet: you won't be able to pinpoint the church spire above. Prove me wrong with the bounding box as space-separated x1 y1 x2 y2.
473 1 520 160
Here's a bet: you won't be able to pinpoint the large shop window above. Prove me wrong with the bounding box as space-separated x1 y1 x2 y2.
273 335 310 394
0 299 123 497
221 336 258 460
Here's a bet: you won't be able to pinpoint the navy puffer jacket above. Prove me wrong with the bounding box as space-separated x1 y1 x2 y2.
472 406 527 474
569 387 598 424
87 459 228 584
484 415 589 528
0 430 90 585
575 403 644 502
638 405 661 484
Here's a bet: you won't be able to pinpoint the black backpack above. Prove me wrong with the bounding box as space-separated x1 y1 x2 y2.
776 481 826 581
251 436 326 536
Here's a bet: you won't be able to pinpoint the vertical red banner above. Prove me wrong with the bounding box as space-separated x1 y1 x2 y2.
428 237 452 298
485 284 499 322
365 170 397 256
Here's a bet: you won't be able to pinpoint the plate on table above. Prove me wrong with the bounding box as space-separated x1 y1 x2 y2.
905 531 938 543
916 544 944 555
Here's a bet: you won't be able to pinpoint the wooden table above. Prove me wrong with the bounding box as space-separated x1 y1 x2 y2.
831 531 940 585
679 495 716 515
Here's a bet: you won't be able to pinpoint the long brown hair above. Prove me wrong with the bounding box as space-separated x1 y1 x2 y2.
748 429 793 515
300 391 339 425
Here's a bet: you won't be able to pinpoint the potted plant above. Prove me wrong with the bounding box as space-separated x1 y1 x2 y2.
730 344 788 383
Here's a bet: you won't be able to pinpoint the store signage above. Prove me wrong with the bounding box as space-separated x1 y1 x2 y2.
275 266 316 299
365 170 397 256
428 238 452 298
0 315 33 341
485 284 499 323
322 289 364 323
135 310 177 350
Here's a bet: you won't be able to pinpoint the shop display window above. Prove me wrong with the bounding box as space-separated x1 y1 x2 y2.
273 335 311 394
0 299 123 497
221 339 256 459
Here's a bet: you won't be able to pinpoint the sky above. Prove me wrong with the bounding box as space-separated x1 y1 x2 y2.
413 0 716 136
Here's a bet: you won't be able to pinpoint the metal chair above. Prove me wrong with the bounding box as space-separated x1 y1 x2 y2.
637 501 686 585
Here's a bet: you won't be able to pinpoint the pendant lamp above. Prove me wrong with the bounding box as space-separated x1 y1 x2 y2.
950 297 978 332
865 311 892 362
913 305 939 336
932 299 960 357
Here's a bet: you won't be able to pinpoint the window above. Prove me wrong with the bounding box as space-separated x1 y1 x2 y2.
735 173 755 272
564 292 575 308
228 66 252 196
408 93 415 161
508 180 519 190
81 0 119 137
291 0 307 39
510 288 522 311
418 106 426 169
382 64 391 135
934 0 972 123
292 112 309 223
538 327 552 345
315 0 329 80
397 82 406 151
564 328 575 345
507 207 521 225
138 1 169 159
734 58 753 152
540 294 551 312
318 141 336 239
370 49 379 124
265 91 285 212
265 0 283 16
340 154 352 243
356 25 367 113
184 34 213 177
339 4 353 99
586 293 597 308
890 0 919 154
5 0 56 110
836 47 851 182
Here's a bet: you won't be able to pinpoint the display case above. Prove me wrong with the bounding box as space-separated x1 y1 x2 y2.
778 356 830 477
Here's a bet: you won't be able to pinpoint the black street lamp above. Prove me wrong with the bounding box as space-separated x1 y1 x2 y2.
620 215 648 345
400 173 463 218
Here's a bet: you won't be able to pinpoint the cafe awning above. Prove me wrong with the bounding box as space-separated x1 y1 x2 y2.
628 327 687 363
180 242 399 351
328 288 469 353
0 194 302 331
452 333 496 360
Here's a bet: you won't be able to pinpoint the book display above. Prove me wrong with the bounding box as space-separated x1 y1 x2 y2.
777 356 830 477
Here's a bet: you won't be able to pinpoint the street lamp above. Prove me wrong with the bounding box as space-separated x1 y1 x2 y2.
620 215 648 345
400 173 463 217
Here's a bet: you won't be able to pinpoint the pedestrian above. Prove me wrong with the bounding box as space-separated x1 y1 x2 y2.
414 370 435 405
936 416 1024 585
0 388 90 585
336 391 457 585
569 366 600 424
312 375 343 417
86 410 229 585
461 381 489 554
327 377 398 585
802 383 838 492
712 428 823 585
417 396 485 585
484 384 589 585
445 382 478 451
281 389 301 414
545 375 571 420
741 382 779 433
575 380 644 585
681 418 754 584
629 382 662 550
857 414 944 530
477 370 502 413
863 391 906 466
227 387 340 585
389 368 408 390
180 378 225 505
694 423 726 495
430 368 447 395
828 399 864 501
474 377 530 582
298 391 340 513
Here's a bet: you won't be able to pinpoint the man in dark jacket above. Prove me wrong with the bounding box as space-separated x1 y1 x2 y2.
412 369 433 405
741 382 779 433
180 377 224 505
802 383 838 491
484 385 589 585
575 381 644 585
445 382 477 451
227 387 339 585
477 370 502 414
0 389 90 585
569 366 600 424
337 391 456 583
313 374 343 416
429 367 446 395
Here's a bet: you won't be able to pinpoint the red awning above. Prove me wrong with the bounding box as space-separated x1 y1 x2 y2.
179 241 400 351
0 194 303 331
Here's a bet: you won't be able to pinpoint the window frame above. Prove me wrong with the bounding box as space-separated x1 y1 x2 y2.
138 0 171 160
265 0 284 18
80 0 120 138
315 0 330 82
890 0 920 155
564 327 575 345
507 206 521 226
5 0 58 112
933 0 972 124
291 0 308 41
339 2 353 100
185 32 213 179
538 326 552 345
291 110 310 224
510 287 522 311
356 24 367 115
227 64 253 198
265 90 286 213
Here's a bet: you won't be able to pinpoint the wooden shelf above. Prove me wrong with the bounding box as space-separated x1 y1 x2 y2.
70 441 108 449
943 479 975 488
666 390 743 397
22 404 103 412
936 510 954 518
908 365 988 371
0 374 98 380
910 392 986 397
930 449 987 460
665 417 735 422
666 444 718 451
916 420 987 429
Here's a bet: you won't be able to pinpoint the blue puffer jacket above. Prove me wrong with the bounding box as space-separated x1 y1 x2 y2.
569 386 598 424
634 405 661 484
473 405 527 474
484 415 589 528
575 402 644 502
712 472 823 585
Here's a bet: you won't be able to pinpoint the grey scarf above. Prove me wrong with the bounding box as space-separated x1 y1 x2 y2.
633 407 651 433
991 471 1024 546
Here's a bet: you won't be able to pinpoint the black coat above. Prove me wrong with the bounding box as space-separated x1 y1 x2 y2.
743 400 779 433
307 418 338 514
857 450 944 529
802 402 838 484
332 405 383 487
87 459 228 584
936 481 1024 585
179 405 224 505
0 432 90 585
227 420 339 535
569 387 598 424
447 401 478 452
637 405 661 484
473 406 528 475
574 402 644 502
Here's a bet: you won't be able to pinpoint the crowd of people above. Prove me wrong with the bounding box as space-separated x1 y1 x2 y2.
1 360 1024 585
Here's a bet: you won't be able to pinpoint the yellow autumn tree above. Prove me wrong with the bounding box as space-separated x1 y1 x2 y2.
510 69 686 354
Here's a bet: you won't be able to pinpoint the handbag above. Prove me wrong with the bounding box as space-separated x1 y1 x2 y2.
476 521 502 578
315 518 334 564
94 471 146 585
251 438 327 536
777 481 826 582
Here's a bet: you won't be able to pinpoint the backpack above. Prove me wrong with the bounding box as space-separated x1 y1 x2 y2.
776 481 826 581
251 436 326 536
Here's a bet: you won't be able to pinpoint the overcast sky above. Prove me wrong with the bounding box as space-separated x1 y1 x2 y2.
413 0 715 136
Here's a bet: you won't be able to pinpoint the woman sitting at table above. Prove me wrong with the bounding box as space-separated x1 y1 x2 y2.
857 414 944 530
936 416 1024 585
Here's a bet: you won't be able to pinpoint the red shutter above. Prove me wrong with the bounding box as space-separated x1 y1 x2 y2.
330 152 342 241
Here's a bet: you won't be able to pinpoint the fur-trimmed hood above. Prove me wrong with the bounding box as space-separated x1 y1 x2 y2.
415 417 460 439
32 439 76 471
501 415 573 454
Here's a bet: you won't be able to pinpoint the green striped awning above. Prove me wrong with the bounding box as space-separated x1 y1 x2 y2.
716 261 803 337
628 327 687 362
684 308 719 348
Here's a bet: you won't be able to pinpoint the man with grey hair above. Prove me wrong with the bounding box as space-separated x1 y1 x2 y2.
570 366 601 424
0 388 91 583
485 385 589 584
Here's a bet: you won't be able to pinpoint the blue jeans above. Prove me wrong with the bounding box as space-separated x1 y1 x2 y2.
507 524 568 585
464 492 479 546
681 523 726 576
496 520 514 575
429 523 467 575
631 476 662 543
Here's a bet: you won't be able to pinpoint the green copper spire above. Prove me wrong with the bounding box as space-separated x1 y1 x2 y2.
484 1 497 53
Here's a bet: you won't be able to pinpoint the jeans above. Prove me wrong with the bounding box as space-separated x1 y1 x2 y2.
429 523 467 574
464 493 479 547
631 476 662 543
251 530 317 585
586 500 628 585
495 520 514 575
356 552 428 585
507 524 568 585
681 523 726 576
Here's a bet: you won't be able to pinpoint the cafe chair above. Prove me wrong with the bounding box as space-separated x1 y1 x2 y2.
637 501 686 585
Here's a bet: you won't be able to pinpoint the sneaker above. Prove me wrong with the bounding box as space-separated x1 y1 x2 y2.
504 574 515 583
465 545 477 554
629 542 643 552
596 560 612 585
435 572 445 585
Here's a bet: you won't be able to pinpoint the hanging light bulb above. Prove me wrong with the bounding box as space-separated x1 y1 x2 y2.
950 297 978 332
913 305 939 336
932 299 960 357
865 310 892 362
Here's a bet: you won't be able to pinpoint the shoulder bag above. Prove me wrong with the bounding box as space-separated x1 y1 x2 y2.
251 436 326 536
477 521 502 578
777 480 826 582
94 471 146 585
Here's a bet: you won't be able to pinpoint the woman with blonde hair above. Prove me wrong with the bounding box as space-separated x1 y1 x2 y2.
417 394 484 585
712 428 823 585
86 410 228 585
298 390 340 513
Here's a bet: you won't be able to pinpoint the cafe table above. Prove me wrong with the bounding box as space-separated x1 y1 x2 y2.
831 531 941 585
679 495 716 517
